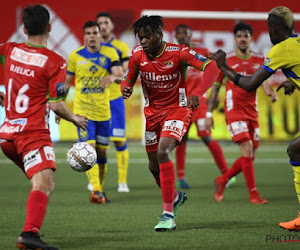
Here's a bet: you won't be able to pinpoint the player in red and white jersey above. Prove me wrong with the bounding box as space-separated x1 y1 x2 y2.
206 22 276 205
174 24 229 189
121 16 219 231
0 5 87 249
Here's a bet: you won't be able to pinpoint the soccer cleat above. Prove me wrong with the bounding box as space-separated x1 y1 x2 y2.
118 183 130 192
279 213 300 231
173 192 187 219
16 231 58 250
89 191 111 204
87 182 93 191
249 191 268 204
177 179 191 189
225 176 237 188
214 176 227 202
154 213 176 232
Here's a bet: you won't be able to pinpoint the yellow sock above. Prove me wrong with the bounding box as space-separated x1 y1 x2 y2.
293 166 300 204
86 164 101 191
116 148 129 184
99 163 107 191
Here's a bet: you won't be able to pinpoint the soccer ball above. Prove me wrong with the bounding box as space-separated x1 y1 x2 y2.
67 142 97 172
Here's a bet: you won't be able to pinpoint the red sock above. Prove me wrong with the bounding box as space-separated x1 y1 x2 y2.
23 190 49 233
207 140 228 174
223 157 243 181
176 142 186 180
241 157 257 193
159 161 175 213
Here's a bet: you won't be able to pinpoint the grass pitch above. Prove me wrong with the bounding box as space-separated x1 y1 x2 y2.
1 141 300 249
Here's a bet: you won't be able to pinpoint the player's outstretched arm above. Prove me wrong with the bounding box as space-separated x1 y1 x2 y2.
49 100 88 130
277 81 296 95
0 91 5 107
100 65 124 87
211 49 271 92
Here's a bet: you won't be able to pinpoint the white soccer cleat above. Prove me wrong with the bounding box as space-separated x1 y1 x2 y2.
118 183 130 192
87 182 93 191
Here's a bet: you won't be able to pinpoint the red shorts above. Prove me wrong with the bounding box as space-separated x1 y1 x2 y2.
190 99 211 137
145 108 192 153
226 119 259 148
0 131 56 179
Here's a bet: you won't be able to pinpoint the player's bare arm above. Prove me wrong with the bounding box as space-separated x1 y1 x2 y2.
277 81 296 96
262 81 277 102
205 84 221 131
64 74 74 96
211 49 271 92
49 101 88 130
100 65 124 87
0 91 5 107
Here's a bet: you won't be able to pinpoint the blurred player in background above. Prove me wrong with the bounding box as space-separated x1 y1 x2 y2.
0 5 88 249
121 15 219 231
95 12 130 193
206 22 277 204
64 21 123 204
211 6 300 231
174 24 231 189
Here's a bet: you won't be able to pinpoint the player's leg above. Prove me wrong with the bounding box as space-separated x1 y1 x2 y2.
175 132 190 189
14 136 58 249
279 135 300 231
110 97 130 192
93 120 110 203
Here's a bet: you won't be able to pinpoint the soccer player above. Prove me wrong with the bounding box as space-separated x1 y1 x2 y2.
174 24 230 189
121 16 219 231
65 21 124 204
211 6 300 229
0 5 88 249
95 12 130 192
206 22 277 205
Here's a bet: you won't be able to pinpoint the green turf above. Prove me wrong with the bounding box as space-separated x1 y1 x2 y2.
1 141 300 249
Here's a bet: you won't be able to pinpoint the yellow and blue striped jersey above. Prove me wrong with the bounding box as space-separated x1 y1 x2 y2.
262 35 300 89
67 45 120 121
101 38 130 100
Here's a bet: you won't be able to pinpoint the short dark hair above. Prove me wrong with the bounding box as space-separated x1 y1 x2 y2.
132 15 163 36
22 5 50 36
175 24 191 33
233 22 253 36
96 12 113 22
83 21 100 32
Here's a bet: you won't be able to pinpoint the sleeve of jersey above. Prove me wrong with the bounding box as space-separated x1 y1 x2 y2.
67 52 76 75
122 53 139 85
48 57 67 102
120 43 130 63
261 44 287 74
181 48 220 97
0 43 8 65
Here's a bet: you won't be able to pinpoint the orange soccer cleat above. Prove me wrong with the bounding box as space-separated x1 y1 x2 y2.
249 191 269 204
279 213 300 231
214 177 227 202
89 191 110 204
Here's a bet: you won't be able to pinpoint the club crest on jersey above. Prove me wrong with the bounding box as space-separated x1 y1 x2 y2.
163 61 174 69
89 65 98 74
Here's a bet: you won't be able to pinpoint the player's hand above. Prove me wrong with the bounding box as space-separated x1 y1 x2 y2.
277 81 295 95
209 50 227 70
100 75 114 88
0 91 5 107
73 115 88 131
187 95 200 110
55 115 61 124
269 92 277 103
205 117 214 130
122 86 133 99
